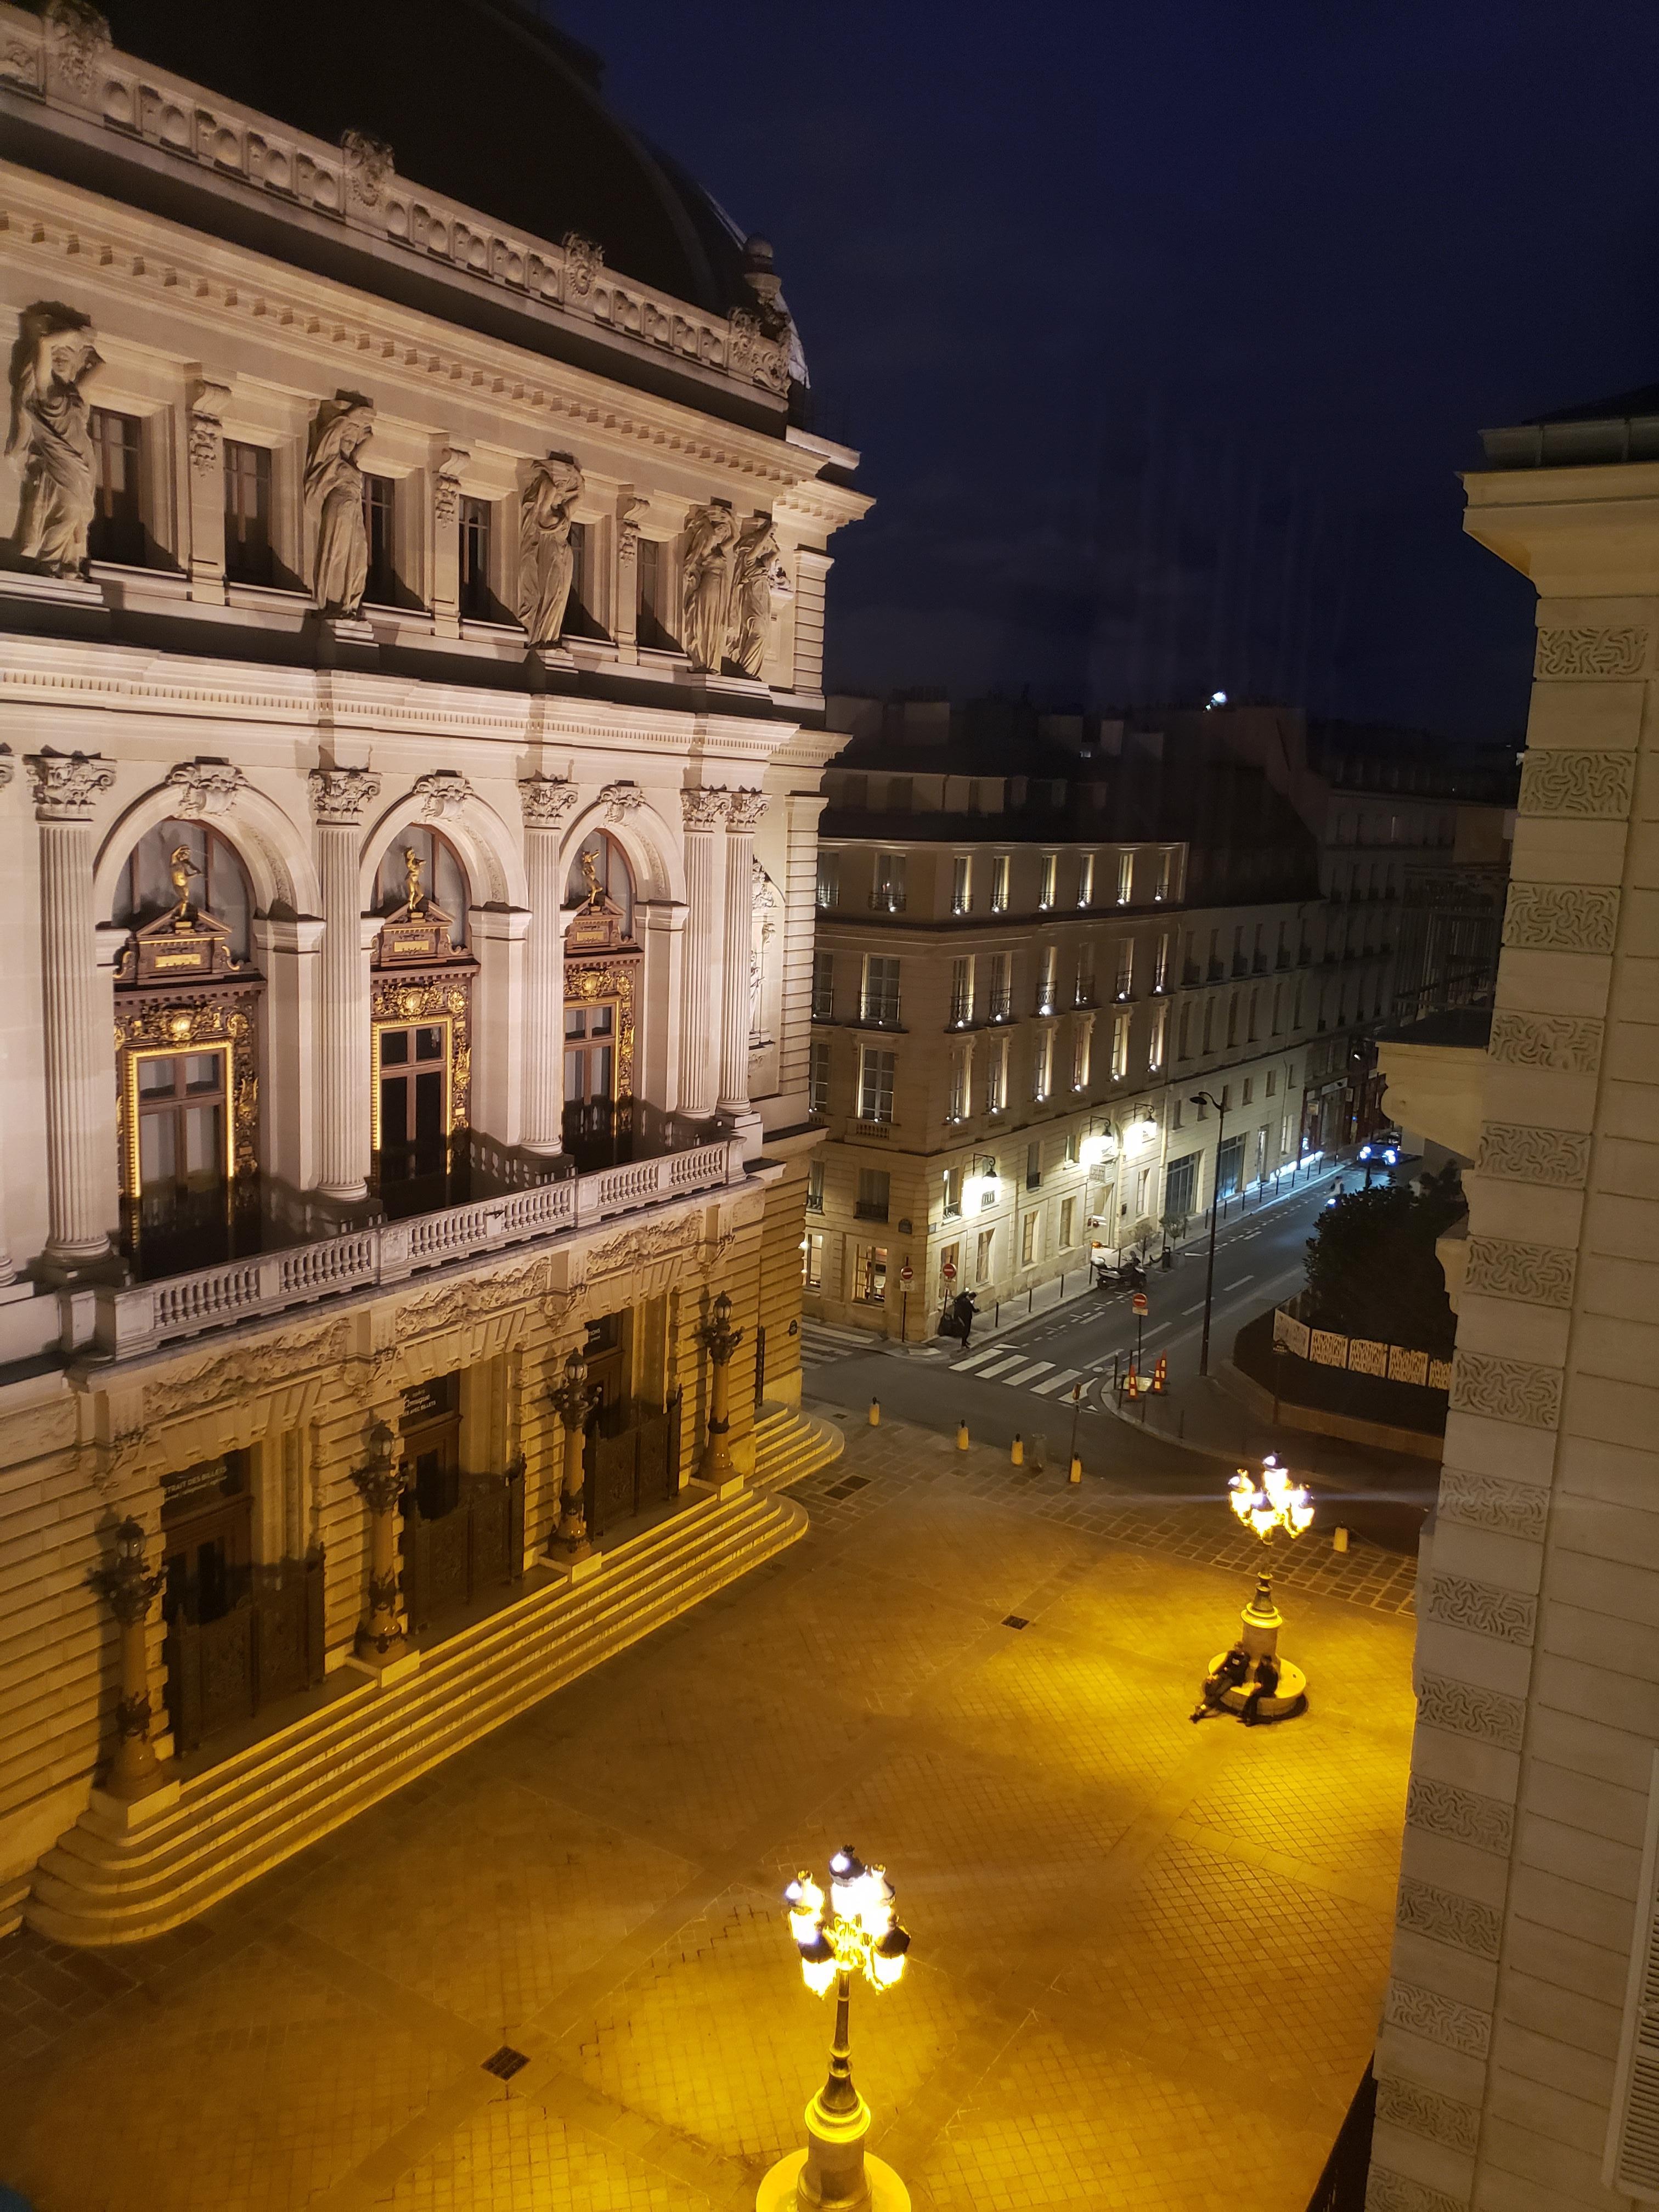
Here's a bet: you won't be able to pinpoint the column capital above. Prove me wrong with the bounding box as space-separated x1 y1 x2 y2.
26 750 115 822
682 787 731 831
308 765 381 826
599 780 645 822
519 774 579 830
726 788 769 832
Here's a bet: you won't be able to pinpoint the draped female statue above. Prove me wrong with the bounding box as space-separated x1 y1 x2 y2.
304 394 375 616
6 304 102 577
680 502 737 672
728 513 789 678
517 455 584 645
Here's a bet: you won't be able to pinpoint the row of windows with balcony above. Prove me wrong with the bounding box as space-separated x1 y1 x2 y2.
814 843 1179 919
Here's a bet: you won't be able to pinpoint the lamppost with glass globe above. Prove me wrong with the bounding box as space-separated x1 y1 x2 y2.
546 1345 596 1559
755 1844 913 2212
696 1288 743 1486
1206 1453 1314 1718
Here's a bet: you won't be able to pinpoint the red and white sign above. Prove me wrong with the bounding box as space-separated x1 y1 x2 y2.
1132 1291 1149 1315
940 1260 957 1281
899 1262 914 1284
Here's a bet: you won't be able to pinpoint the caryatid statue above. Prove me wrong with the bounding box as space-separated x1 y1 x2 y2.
6 304 103 577
727 512 790 678
680 501 737 672
517 454 584 645
304 393 375 616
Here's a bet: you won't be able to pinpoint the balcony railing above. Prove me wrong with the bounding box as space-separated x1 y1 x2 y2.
868 889 907 913
986 990 1013 1022
93 1137 746 1359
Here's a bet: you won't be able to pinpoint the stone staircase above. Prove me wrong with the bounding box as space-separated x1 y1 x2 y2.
751 1400 844 1491
27 1481 805 1949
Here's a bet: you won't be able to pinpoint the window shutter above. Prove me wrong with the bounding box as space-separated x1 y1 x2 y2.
1606 1752 1659 2198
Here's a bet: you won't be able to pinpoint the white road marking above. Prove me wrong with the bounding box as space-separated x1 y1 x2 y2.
975 1354 1029 1379
1000 1361 1053 1387
950 1348 998 1372
1032 1368 1083 1396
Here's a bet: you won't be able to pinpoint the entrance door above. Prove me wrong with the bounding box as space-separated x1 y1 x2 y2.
1216 1134 1245 1204
130 1047 232 1273
161 1457 254 1752
563 1002 619 1165
398 1373 467 1625
376 1021 450 1213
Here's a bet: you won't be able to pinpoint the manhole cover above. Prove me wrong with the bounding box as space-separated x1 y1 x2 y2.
483 2046 529 2081
1002 1615 1029 1630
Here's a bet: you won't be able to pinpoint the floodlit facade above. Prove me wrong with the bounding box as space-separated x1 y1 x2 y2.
0 0 864 1940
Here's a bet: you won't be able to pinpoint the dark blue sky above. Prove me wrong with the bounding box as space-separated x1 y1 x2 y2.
551 1 1659 739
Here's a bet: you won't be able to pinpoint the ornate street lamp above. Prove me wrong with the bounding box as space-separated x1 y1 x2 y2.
87 1518 167 1800
1206 1453 1314 1719
695 1288 743 1486
547 1345 596 1559
349 1418 408 1663
757 1845 913 2212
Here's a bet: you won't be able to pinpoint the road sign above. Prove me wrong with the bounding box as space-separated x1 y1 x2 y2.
1132 1290 1148 1314
899 1262 914 1284
940 1260 957 1280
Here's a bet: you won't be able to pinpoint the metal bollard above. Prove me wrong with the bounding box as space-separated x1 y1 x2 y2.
1011 1434 1024 1466
1333 1525 1350 1553
868 1397 881 1426
1030 1432 1047 1471
1068 1455 1083 1484
956 1419 970 1451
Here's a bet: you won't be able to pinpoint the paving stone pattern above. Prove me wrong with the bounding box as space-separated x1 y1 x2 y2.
0 1415 1417 2212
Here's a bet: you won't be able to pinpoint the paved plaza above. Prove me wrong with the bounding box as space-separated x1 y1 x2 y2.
0 1415 1418 2212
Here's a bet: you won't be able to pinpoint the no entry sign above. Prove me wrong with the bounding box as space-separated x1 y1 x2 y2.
1132 1291 1148 1314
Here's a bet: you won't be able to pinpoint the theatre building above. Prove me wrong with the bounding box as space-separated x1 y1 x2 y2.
0 0 859 1942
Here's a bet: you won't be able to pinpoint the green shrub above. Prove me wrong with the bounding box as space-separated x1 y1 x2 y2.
1302 1166 1463 1357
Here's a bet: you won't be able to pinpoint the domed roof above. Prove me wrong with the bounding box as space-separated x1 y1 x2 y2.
93 0 756 320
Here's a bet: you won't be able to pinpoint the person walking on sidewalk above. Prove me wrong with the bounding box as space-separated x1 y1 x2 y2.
951 1290 979 1351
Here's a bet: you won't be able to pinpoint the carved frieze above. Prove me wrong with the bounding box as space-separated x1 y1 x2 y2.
1396 1876 1502 1961
1426 1572 1536 1646
562 232 604 302
166 760 246 818
519 775 579 831
1374 2073 1480 2157
1520 748 1636 817
1417 1672 1525 1750
681 787 731 832
341 129 394 215
1364 2165 1468 2212
1475 1122 1590 1189
308 766 381 826
1405 1775 1514 1858
1487 1010 1602 1074
392 1260 546 1343
1502 881 1620 955
585 1218 701 1280
1463 1235 1576 1308
1437 1469 1549 1544
26 749 114 821
1383 1977 1492 2059
1534 626 1649 679
145 1318 351 1425
1449 1349 1561 1431
43 0 108 102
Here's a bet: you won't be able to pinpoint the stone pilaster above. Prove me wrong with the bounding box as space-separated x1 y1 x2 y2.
309 766 381 1200
185 378 229 604
719 790 768 1113
27 751 117 1274
520 775 579 1154
680 788 729 1118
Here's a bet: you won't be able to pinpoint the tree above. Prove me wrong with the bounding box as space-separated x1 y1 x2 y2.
1301 1166 1463 1355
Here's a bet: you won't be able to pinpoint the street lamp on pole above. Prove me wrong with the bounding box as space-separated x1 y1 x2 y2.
1190 1090 1226 1378
757 1846 913 2211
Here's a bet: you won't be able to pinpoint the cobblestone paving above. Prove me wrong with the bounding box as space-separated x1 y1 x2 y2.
0 1414 1418 2212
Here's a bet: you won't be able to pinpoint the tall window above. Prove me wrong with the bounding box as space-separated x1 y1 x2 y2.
1039 853 1057 910
1116 851 1133 905
802 1230 824 1289
223 441 272 585
1115 941 1134 1000
1156 849 1173 901
856 1167 891 1222
816 851 840 910
1148 1002 1167 1074
565 520 605 636
1153 933 1171 991
872 852 907 913
1227 996 1242 1047
1022 1213 1039 1266
636 537 675 649
987 952 1011 1022
947 1043 970 1121
806 1159 825 1211
1031 1028 1052 1102
1037 944 1058 1014
363 472 396 603
812 951 834 1021
975 1227 995 1282
990 855 1010 912
952 855 972 913
1074 944 1096 1006
809 1037 831 1116
1111 1012 1130 1080
88 408 144 565
1072 1017 1093 1090
1059 1196 1077 1248
858 1047 896 1123
1177 1002 1192 1059
950 957 974 1026
984 1036 1008 1113
943 1166 962 1218
1026 1139 1043 1191
861 956 901 1026
1077 852 1095 907
459 495 494 619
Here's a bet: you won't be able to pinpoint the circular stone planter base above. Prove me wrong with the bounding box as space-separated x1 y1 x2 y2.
1206 1652 1309 1721
755 2149 912 2211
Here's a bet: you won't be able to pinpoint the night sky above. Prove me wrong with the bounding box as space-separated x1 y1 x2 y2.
550 1 1659 741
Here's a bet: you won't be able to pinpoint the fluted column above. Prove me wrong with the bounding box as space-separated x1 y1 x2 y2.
680 788 730 1118
309 767 381 1200
520 775 579 1154
719 789 768 1112
29 751 117 1273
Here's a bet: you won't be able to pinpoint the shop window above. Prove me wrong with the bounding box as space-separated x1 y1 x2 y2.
855 1243 888 1304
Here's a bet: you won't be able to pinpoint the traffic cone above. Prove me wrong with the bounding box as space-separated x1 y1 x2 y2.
956 1419 970 1451
1153 1354 1167 1395
1011 1434 1023 1466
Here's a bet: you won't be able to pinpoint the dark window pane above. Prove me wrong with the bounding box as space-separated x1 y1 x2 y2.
379 1030 409 1066
363 473 396 603
138 1057 177 1097
88 409 144 566
459 495 493 619
223 441 272 584
415 1026 444 1061
414 1069 444 1142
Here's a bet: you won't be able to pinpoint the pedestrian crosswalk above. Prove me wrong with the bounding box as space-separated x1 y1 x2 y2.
799 1319 883 1372
949 1345 1094 1411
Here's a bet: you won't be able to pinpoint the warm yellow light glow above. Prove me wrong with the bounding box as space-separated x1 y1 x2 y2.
871 1946 905 1988
1079 1132 1114 1169
801 1954 837 1996
1229 1455 1312 1543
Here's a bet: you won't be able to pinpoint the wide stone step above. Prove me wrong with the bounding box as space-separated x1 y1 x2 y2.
751 1404 843 1491
28 1483 805 1946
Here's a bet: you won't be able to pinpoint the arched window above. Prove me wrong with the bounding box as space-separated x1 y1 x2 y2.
114 821 253 958
374 825 469 945
564 830 634 940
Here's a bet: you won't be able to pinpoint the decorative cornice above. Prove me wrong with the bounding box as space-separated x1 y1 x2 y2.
307 766 382 826
1503 881 1620 955
1534 627 1649 679
1488 1009 1602 1074
1406 1775 1513 1858
25 749 115 822
518 775 579 830
1449 1350 1561 1431
1417 1672 1525 1751
1475 1122 1590 1189
1383 1978 1492 2059
726 788 769 832
1375 2074 1480 2158
1396 1876 1502 1961
681 787 731 831
1464 1235 1576 1308
165 759 246 818
1437 1469 1549 1544
1426 1572 1536 1646
412 770 475 820
1520 748 1636 816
